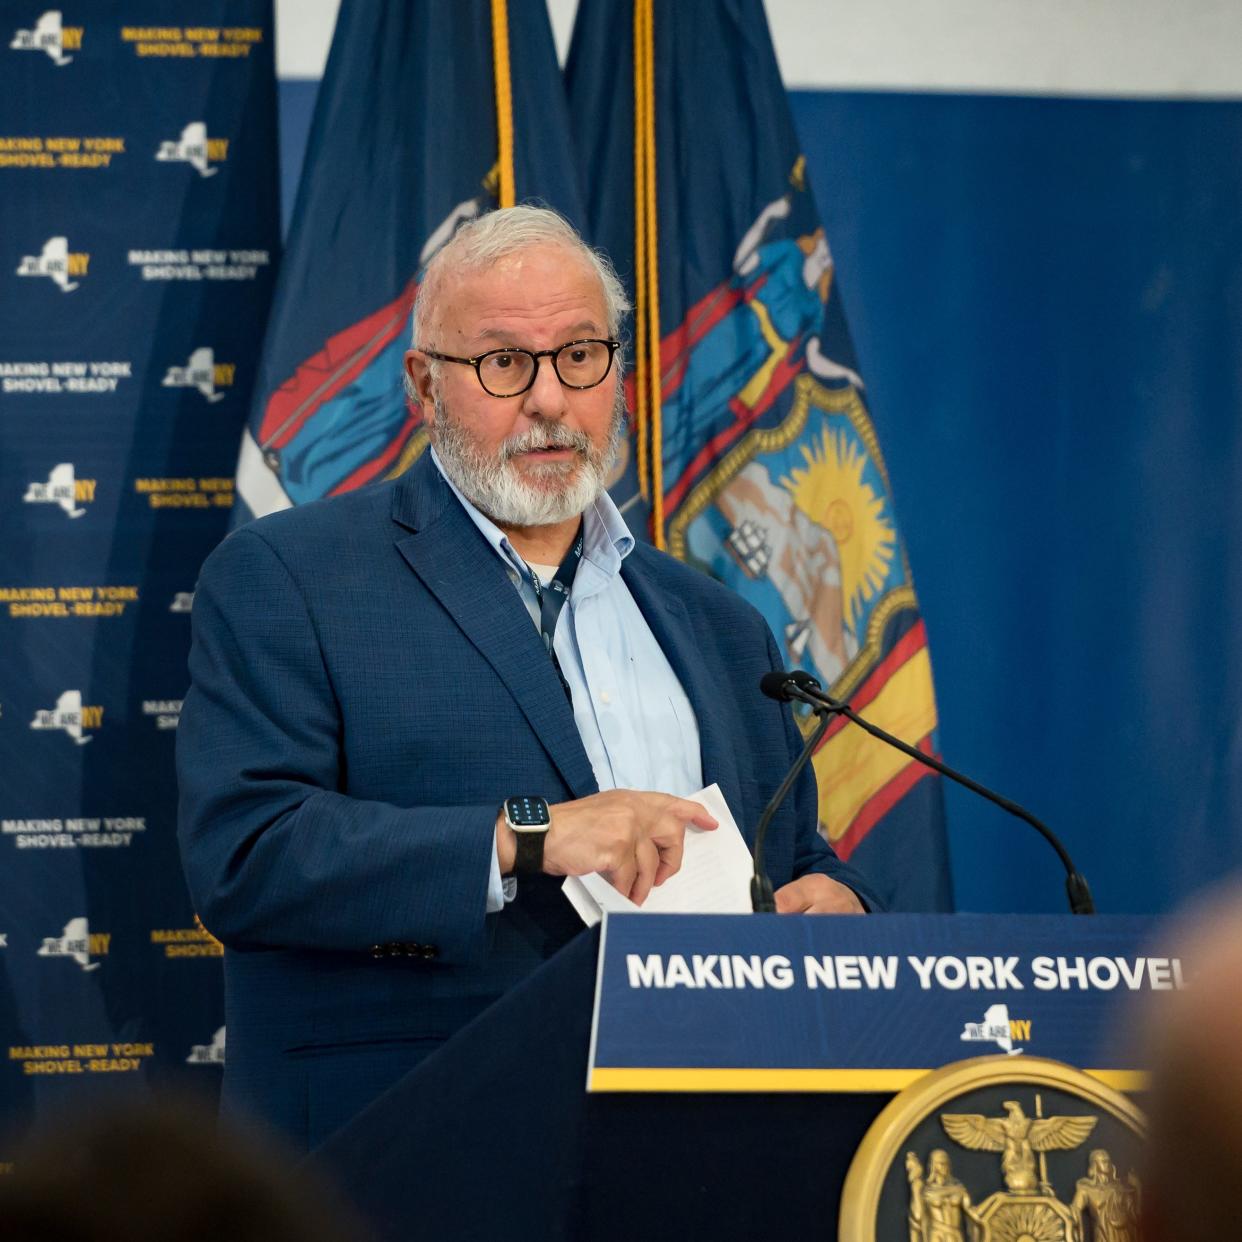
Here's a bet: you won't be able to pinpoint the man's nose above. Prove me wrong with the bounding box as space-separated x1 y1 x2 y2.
519 353 569 420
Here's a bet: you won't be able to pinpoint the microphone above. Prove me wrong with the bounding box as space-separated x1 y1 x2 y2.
749 696 832 912
759 671 1096 915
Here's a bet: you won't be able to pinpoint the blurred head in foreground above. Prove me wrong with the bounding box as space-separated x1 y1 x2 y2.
0 1094 362 1242
1141 887 1242 1242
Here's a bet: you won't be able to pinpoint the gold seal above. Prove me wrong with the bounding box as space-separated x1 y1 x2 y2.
839 1055 1144 1242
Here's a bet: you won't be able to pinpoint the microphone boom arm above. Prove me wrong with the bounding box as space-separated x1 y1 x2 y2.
782 676 1096 916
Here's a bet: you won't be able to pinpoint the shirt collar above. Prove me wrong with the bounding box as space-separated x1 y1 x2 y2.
428 446 634 584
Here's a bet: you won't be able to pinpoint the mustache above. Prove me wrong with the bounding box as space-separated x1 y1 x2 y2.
500 422 593 461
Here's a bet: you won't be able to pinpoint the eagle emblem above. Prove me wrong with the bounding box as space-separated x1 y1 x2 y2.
941 1099 1098 1194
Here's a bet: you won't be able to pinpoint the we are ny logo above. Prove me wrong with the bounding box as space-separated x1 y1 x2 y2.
23 463 96 517
29 690 103 744
9 10 82 65
16 236 88 292
162 347 234 402
155 122 228 178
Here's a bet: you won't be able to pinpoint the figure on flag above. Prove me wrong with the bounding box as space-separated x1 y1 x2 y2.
659 188 862 494
242 195 486 512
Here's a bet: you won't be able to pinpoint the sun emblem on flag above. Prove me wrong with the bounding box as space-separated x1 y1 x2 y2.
781 426 896 641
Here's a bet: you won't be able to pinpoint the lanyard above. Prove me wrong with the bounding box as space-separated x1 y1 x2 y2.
521 529 583 699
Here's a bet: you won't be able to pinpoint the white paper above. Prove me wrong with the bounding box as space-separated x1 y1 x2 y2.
561 783 753 925
562 873 622 927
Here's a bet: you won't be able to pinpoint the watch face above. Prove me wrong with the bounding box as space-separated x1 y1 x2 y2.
506 796 550 829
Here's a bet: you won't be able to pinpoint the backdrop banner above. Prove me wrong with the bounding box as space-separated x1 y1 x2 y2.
0 0 280 1143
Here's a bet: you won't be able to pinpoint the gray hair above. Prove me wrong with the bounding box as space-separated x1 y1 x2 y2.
407 205 629 401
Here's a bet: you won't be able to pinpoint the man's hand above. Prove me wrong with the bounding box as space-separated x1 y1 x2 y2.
774 873 865 915
497 790 717 906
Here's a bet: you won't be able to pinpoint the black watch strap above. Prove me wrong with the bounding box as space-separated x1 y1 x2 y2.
514 828 546 875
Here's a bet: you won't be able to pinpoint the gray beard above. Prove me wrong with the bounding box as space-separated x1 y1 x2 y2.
429 389 624 528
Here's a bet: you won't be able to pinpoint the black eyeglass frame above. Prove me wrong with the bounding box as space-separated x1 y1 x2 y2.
419 338 621 397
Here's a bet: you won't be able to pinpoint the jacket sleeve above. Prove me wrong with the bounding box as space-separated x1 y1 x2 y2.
176 526 497 961
763 627 886 913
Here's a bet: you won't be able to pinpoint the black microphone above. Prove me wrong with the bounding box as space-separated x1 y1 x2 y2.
749 694 832 912
759 671 1096 915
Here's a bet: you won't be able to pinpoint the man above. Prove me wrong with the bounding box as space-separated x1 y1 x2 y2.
177 206 880 1152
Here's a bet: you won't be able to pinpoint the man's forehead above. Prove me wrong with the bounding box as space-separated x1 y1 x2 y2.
471 318 602 346
433 243 607 342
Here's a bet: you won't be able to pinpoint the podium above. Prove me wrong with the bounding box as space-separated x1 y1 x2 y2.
310 915 1158 1241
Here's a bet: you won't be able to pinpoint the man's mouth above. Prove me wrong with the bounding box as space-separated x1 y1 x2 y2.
501 425 594 470
506 436 588 464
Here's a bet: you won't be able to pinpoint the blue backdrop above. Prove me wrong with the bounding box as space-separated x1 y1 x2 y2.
1 0 280 1140
788 91 1242 915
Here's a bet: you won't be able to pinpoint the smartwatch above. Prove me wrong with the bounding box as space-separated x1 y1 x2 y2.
503 796 552 874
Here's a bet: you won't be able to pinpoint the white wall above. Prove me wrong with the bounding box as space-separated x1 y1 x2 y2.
276 0 1242 97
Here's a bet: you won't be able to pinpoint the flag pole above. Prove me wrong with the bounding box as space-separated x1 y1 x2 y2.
633 0 665 546
632 0 650 503
491 0 516 207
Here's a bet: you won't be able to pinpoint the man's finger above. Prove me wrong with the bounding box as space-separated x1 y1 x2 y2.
607 857 637 901
671 798 718 831
652 834 684 887
775 876 866 915
774 878 812 914
629 838 661 906
807 890 866 915
649 798 717 848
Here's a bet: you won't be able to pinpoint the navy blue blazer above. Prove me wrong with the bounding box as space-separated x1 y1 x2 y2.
176 453 880 1150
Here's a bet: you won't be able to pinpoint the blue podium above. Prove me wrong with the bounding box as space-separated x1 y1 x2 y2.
311 914 1161 1241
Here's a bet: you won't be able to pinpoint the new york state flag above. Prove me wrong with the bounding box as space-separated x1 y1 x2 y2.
568 0 952 909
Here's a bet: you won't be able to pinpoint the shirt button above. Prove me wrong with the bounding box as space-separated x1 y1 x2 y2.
599 689 611 705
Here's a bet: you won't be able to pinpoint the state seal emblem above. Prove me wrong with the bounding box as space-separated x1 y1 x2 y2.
839 1055 1144 1241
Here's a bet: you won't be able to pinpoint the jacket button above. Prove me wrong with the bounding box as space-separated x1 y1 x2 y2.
422 945 438 960
369 944 386 958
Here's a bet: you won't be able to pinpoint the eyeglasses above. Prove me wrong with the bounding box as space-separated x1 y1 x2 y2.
421 338 621 398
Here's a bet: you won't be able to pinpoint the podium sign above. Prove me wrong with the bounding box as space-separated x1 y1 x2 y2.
588 913 1169 1092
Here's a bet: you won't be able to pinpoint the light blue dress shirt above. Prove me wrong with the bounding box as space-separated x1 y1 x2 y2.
428 449 704 911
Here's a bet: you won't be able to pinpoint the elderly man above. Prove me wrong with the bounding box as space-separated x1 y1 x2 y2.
177 206 879 1151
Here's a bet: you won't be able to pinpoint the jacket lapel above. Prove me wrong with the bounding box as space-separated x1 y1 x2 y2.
621 550 746 834
390 456 598 799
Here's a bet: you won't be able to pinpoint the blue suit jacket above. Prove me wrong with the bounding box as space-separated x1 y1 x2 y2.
177 453 880 1149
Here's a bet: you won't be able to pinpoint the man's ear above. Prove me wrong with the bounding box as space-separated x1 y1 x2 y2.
404 350 437 419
